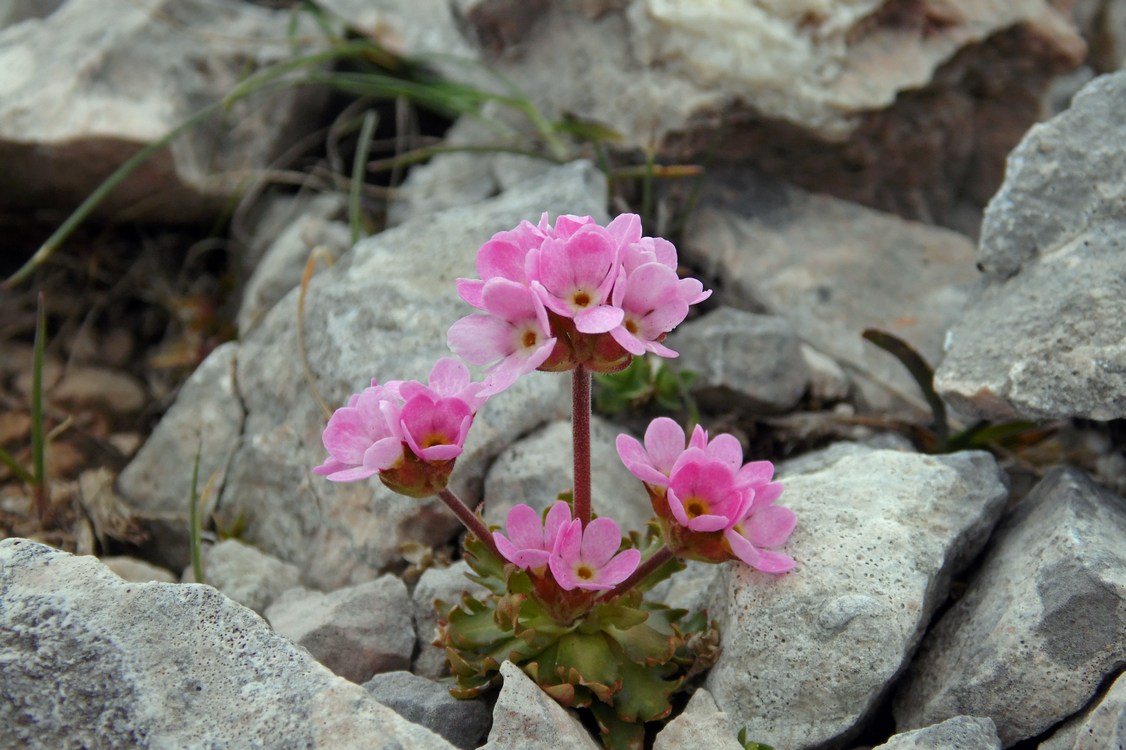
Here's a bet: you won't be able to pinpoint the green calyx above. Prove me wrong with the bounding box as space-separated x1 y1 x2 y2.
435 534 718 750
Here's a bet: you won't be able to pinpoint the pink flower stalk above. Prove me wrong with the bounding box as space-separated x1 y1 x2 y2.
549 516 641 591
493 501 572 570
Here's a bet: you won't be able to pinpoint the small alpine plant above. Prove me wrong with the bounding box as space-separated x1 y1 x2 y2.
315 213 796 749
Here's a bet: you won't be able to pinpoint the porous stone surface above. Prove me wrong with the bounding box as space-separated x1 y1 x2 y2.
894 468 1126 746
412 560 490 679
668 307 810 413
117 341 242 571
479 660 601 750
212 161 601 589
364 670 492 750
653 688 744 750
182 538 302 615
0 0 328 221
683 172 980 415
935 70 1126 421
0 538 454 750
1039 670 1126 750
873 715 1001 750
265 576 414 684
705 447 1009 749
483 417 654 534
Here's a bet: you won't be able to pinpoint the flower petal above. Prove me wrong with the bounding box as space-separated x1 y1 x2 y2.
745 505 796 548
579 517 624 568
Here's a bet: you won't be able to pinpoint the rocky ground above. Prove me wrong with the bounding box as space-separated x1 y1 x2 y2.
2 2 1125 750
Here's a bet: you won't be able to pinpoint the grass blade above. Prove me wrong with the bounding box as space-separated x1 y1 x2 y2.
862 328 949 449
189 444 204 585
349 109 378 245
31 292 49 523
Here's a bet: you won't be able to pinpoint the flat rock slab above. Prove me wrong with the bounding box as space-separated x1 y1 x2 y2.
683 172 980 414
479 660 601 750
705 447 1008 749
936 70 1126 421
873 716 1000 750
0 538 453 750
894 468 1126 746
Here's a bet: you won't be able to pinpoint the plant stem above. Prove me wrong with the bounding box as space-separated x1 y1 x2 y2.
438 487 500 558
31 293 50 525
571 365 592 527
600 545 675 602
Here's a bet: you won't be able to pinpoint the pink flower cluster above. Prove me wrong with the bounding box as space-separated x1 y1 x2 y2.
314 358 486 497
448 213 710 396
493 501 641 592
616 418 796 573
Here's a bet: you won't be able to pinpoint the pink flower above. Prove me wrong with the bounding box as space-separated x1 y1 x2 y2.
665 452 751 532
615 417 688 487
528 225 623 334
724 494 797 573
456 220 546 309
549 517 641 591
493 501 572 570
313 384 404 482
608 263 690 357
399 393 473 461
447 279 556 397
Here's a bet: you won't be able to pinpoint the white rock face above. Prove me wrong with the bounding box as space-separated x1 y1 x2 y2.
183 538 302 615
894 468 1126 746
936 70 1126 421
872 715 1001 750
1039 670 1126 750
653 688 745 750
0 0 328 221
705 447 1009 749
479 661 601 750
0 539 454 750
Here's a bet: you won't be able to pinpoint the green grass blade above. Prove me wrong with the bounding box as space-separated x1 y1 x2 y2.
189 444 204 585
349 110 378 245
862 328 949 449
0 447 35 486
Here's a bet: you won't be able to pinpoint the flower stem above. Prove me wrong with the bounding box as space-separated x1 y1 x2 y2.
572 365 592 527
599 545 675 602
437 487 499 558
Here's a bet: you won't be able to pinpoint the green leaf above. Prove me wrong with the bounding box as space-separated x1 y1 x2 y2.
556 631 621 699
590 702 646 750
612 656 681 723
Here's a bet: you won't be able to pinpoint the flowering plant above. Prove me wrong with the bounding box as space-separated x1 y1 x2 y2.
315 213 796 749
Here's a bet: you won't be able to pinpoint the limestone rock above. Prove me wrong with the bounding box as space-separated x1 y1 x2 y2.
412 560 490 679
668 307 810 414
364 671 492 750
0 538 453 750
0 0 328 222
683 172 980 415
653 688 745 750
705 447 1009 749
1038 670 1126 750
182 539 302 615
873 716 1001 750
265 576 414 684
99 555 177 584
936 70 1126 421
117 342 242 571
212 161 599 590
894 468 1126 746
480 660 601 750
483 417 654 535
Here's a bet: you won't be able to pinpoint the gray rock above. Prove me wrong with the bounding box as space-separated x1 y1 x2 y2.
265 576 414 684
936 71 1126 422
654 688 745 750
683 173 980 415
894 468 1126 746
873 716 1001 750
0 538 453 750
182 539 302 615
801 343 853 406
117 341 242 571
212 160 600 590
0 0 328 222
1039 670 1126 750
668 307 810 413
99 555 177 584
705 447 1009 750
412 560 490 679
483 417 654 535
0 0 62 28
480 660 601 750
364 671 491 750
237 193 350 336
